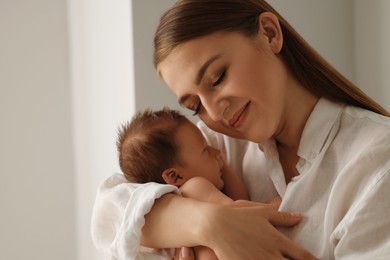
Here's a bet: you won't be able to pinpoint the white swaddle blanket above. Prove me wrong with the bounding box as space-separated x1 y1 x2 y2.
91 173 180 259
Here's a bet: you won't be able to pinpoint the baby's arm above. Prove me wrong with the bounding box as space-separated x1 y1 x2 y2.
180 176 233 206
220 163 249 201
220 161 281 206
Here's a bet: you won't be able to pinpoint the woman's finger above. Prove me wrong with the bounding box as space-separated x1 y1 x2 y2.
178 247 195 260
280 235 318 260
268 209 303 227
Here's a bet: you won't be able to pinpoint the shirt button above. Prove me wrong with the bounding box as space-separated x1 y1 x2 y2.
309 152 316 160
298 158 305 167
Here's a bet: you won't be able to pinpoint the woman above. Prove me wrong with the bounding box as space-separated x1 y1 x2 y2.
91 0 390 259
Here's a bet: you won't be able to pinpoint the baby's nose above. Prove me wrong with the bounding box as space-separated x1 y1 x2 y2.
214 149 223 165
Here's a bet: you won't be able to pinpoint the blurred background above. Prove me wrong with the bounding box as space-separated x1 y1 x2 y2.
1 0 389 259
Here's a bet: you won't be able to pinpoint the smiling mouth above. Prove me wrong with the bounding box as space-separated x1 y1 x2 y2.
228 102 250 128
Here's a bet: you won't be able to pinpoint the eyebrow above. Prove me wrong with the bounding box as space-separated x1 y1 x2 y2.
195 54 222 85
179 54 222 106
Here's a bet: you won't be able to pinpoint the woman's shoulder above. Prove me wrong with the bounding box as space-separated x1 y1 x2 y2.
341 105 390 143
344 105 390 126
336 105 390 167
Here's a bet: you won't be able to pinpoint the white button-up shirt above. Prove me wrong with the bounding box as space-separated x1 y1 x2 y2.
91 98 390 259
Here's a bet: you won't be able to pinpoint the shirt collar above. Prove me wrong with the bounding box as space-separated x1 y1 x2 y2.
297 98 343 163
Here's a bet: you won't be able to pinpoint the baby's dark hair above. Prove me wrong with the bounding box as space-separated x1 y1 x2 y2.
117 107 191 183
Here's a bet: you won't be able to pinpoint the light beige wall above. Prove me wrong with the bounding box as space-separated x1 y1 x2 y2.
268 0 355 81
0 0 76 259
354 0 390 110
68 0 134 259
132 0 191 117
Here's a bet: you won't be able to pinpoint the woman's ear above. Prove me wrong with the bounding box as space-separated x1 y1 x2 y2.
162 168 185 186
257 12 283 54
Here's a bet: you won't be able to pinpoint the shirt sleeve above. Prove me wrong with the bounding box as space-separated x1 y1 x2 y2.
91 173 180 259
333 168 390 259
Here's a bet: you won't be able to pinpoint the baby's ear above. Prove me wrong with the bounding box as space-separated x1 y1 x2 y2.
162 168 184 186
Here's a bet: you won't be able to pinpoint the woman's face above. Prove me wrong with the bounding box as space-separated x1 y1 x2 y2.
158 30 289 143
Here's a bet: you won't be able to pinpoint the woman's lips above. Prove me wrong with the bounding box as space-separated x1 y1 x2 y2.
228 102 250 128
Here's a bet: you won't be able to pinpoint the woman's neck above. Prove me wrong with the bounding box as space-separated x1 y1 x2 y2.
274 79 319 182
275 79 319 151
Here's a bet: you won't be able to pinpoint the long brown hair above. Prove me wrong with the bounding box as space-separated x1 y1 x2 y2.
154 0 389 116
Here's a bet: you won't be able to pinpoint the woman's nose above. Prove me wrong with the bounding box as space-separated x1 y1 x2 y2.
201 96 229 122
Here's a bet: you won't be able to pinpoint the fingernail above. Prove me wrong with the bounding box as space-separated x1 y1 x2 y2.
181 247 190 258
290 212 302 217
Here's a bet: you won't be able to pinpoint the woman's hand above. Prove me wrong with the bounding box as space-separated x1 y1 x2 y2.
201 203 317 260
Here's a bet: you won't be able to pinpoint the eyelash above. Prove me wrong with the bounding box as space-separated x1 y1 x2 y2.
192 68 227 116
192 101 202 116
212 69 226 87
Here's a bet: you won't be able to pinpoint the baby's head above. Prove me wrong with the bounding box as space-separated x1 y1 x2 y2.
117 107 225 189
117 107 189 184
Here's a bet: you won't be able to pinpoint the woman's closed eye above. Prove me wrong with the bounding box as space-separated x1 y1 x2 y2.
191 68 227 115
211 69 226 88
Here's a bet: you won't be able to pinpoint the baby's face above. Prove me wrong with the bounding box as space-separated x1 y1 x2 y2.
175 122 224 190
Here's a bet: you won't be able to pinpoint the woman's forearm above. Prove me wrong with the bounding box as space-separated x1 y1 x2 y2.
141 193 316 260
141 193 212 249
